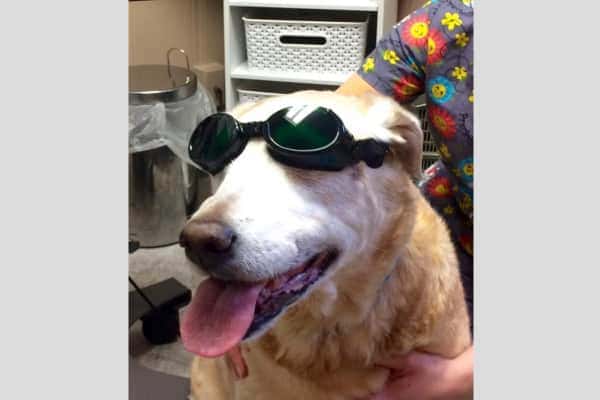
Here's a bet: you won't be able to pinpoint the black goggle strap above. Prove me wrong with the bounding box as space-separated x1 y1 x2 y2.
351 139 389 168
237 121 268 139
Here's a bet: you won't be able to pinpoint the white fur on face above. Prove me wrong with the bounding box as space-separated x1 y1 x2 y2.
200 139 362 281
190 92 415 282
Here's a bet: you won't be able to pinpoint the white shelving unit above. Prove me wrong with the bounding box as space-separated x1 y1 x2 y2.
231 63 351 86
223 0 398 109
229 0 379 11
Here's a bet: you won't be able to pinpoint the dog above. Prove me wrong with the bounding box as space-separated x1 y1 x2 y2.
179 90 471 400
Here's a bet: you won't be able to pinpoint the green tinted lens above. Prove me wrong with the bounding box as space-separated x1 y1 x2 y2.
203 115 238 161
268 106 340 152
189 114 238 163
189 114 242 174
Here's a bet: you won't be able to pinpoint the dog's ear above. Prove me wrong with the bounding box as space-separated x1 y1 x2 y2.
366 96 424 181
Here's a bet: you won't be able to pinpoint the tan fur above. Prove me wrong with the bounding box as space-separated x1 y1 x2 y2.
188 91 470 400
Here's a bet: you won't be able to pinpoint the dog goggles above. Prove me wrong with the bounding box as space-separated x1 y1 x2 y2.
188 105 389 174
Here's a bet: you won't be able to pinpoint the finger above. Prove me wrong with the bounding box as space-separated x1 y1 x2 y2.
377 351 446 370
374 353 413 370
375 351 426 370
370 380 415 400
369 389 390 400
225 344 248 380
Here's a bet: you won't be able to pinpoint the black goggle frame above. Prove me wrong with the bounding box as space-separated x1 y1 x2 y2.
188 106 389 175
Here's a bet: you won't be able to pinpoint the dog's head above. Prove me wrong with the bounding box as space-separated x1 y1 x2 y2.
179 91 423 357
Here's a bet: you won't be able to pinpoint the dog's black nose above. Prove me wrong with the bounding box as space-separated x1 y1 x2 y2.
180 221 237 255
179 221 238 275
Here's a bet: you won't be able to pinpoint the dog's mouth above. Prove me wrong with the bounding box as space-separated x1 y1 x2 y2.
250 251 338 338
181 250 338 357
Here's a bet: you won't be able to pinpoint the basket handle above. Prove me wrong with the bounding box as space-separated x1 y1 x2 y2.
277 33 328 48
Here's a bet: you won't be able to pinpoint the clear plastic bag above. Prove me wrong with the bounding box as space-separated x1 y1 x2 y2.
129 84 216 167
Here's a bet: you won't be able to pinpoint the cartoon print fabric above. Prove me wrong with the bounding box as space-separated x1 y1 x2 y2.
358 0 474 323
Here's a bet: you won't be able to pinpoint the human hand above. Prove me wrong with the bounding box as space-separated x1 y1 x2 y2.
368 346 473 400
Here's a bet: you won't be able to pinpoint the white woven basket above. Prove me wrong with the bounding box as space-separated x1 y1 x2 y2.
242 16 367 74
237 89 283 104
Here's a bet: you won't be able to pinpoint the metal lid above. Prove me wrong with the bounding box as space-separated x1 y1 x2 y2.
129 48 197 105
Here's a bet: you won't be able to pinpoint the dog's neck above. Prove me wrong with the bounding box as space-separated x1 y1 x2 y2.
255 247 421 377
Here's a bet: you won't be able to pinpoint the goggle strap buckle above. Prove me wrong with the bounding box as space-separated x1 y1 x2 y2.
352 139 389 169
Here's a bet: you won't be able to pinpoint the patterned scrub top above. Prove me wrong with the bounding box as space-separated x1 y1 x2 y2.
357 0 474 322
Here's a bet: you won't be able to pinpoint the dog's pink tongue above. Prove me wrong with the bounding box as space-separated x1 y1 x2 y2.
181 278 264 357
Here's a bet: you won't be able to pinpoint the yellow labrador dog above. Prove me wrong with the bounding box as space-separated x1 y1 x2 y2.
179 91 471 400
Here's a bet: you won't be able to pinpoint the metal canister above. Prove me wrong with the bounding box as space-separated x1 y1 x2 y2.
129 48 210 247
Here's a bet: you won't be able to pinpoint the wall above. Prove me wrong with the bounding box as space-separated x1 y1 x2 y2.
193 0 224 67
129 0 224 69
397 0 425 21
129 0 421 66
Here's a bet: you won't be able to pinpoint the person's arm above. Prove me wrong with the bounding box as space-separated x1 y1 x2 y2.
337 3 430 104
336 73 379 96
370 346 473 400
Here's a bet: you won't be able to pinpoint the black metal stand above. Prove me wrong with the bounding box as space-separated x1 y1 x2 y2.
129 240 193 399
129 277 191 343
